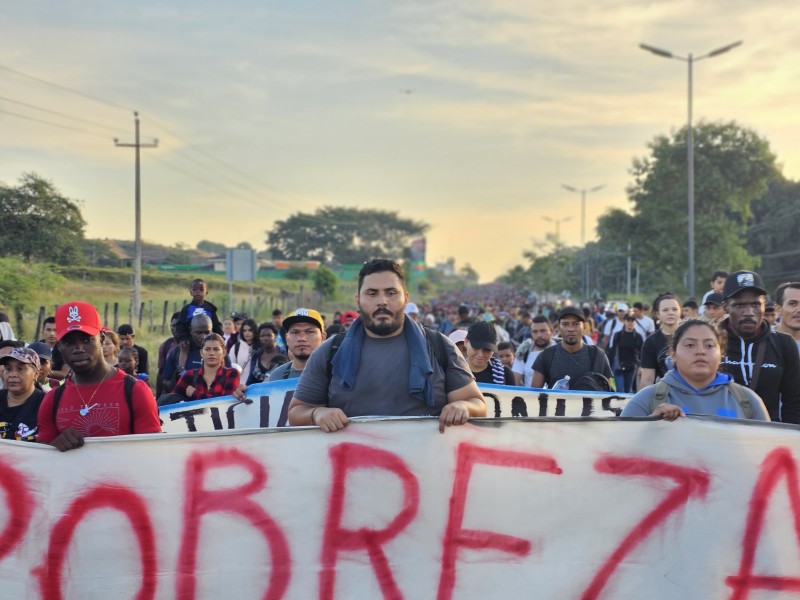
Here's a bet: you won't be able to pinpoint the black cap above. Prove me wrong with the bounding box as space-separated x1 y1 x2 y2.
117 323 134 335
27 341 53 361
230 311 248 321
466 321 498 352
765 301 776 313
723 270 767 300
557 306 585 322
703 293 723 307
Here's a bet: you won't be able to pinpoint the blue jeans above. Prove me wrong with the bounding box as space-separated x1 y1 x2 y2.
614 369 635 393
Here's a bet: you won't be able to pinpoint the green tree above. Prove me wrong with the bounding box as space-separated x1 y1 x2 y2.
266 206 428 264
623 121 777 293
285 266 310 280
312 265 338 299
746 176 800 289
0 173 86 265
197 240 227 254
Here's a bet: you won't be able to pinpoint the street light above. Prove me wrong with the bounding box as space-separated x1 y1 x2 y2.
639 40 742 298
542 215 573 245
561 183 605 246
562 183 604 300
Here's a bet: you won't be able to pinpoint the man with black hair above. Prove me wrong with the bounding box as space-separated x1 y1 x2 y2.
721 270 800 423
162 314 232 395
775 282 800 354
632 302 655 338
156 311 181 398
288 259 485 432
512 315 555 386
532 307 612 390
41 316 70 380
682 299 700 319
700 270 729 315
117 324 149 376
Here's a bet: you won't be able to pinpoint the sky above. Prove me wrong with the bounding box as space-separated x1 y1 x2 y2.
3 0 800 282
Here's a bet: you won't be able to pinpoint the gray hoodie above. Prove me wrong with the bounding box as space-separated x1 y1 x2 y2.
622 369 770 421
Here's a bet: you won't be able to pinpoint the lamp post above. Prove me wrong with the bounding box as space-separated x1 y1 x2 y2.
542 215 573 246
561 184 604 300
560 184 605 246
639 40 742 298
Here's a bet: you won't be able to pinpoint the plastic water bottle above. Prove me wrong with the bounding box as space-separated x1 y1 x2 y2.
552 375 570 391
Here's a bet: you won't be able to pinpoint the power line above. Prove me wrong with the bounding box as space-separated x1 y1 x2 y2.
0 94 128 135
0 63 131 112
0 108 110 139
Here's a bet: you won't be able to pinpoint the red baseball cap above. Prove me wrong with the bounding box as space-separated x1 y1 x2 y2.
55 301 104 341
341 310 359 323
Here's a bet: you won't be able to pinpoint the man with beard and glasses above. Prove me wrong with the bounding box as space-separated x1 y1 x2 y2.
720 270 800 423
288 259 485 432
531 307 612 389
512 315 556 386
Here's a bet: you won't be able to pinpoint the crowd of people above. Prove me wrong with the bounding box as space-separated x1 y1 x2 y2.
1 264 799 450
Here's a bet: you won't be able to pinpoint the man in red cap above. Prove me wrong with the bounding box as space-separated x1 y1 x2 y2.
37 301 161 451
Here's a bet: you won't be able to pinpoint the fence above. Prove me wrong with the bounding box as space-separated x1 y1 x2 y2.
14 287 325 341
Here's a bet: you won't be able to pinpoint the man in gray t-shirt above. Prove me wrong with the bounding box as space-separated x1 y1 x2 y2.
532 306 612 388
289 259 485 433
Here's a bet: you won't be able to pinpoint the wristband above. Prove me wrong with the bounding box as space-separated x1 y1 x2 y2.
310 407 319 425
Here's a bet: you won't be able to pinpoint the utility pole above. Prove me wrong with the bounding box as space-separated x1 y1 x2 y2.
115 112 158 324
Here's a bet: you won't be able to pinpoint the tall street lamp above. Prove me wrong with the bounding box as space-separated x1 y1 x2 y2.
561 183 605 246
562 183 604 300
542 215 573 246
639 40 742 298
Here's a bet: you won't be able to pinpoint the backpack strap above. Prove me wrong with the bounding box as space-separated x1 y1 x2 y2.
325 327 448 383
652 379 670 405
588 344 605 373
123 373 136 433
653 379 754 419
728 382 754 419
424 326 449 373
326 332 347 382
746 340 768 392
516 338 533 364
52 383 66 423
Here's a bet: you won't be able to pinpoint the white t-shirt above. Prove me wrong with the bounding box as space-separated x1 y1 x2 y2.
512 340 556 387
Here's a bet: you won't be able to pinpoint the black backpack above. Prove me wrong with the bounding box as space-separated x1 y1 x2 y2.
52 372 138 434
543 344 612 392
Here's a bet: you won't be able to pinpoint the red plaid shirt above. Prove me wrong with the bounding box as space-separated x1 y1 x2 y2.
174 366 240 400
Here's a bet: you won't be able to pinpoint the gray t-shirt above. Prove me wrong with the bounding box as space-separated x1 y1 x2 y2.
266 362 303 381
293 331 475 417
532 344 612 387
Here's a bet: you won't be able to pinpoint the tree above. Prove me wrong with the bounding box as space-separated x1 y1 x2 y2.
624 121 777 293
746 176 800 289
197 240 227 254
266 206 428 264
0 173 86 265
312 265 338 299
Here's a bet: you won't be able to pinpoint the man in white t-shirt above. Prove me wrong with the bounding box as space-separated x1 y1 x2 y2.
512 315 556 386
632 302 655 338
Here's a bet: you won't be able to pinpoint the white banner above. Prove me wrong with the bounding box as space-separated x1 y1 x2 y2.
1 417 799 598
159 381 632 433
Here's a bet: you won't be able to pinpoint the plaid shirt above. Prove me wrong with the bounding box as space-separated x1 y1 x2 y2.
174 366 240 400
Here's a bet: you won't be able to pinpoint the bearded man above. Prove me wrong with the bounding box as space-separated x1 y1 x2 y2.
288 259 485 432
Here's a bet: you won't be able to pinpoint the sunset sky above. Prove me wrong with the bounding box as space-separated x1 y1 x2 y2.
3 1 800 281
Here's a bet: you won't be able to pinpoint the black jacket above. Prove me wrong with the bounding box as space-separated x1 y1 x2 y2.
174 300 224 343
721 319 800 423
